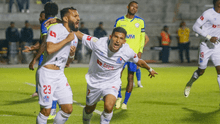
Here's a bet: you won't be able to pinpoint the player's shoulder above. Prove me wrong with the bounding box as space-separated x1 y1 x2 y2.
121 43 133 52
134 15 145 22
203 8 215 15
116 15 125 22
49 23 64 31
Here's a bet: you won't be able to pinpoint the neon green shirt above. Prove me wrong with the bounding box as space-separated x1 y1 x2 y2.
114 15 145 53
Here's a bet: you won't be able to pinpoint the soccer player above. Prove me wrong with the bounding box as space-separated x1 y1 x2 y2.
184 0 220 97
36 7 79 124
114 1 146 109
73 27 157 124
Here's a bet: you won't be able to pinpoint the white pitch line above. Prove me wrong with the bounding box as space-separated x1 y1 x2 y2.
0 115 13 117
25 82 102 115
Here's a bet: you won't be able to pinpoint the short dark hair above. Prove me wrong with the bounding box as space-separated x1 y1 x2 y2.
25 20 29 23
213 0 220 6
40 10 45 14
128 1 138 7
60 7 77 20
10 22 14 25
44 2 58 19
112 27 127 37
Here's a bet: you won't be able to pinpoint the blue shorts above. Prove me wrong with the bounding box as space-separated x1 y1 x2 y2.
123 62 137 72
38 54 44 66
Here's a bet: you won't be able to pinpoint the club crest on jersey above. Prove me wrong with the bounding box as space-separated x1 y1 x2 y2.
43 95 50 102
50 31 56 38
135 23 140 28
200 16 204 21
116 57 123 64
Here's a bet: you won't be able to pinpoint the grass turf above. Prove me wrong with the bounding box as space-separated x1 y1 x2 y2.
0 66 219 124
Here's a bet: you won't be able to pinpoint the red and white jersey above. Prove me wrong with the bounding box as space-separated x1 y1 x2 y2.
194 8 220 39
82 34 139 87
42 24 78 70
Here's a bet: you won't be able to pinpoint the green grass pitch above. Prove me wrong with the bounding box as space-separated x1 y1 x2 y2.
0 66 220 124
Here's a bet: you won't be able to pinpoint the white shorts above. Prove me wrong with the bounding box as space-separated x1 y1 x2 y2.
37 67 73 108
198 42 220 69
86 83 120 106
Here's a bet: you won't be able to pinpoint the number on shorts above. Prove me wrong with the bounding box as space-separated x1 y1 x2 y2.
87 89 90 96
43 85 51 94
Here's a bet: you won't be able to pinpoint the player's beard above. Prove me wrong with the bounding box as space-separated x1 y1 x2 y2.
128 9 135 15
68 20 78 31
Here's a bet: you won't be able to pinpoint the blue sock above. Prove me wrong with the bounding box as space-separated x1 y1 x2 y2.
35 85 38 93
52 100 57 109
118 86 122 98
123 92 131 105
136 68 141 81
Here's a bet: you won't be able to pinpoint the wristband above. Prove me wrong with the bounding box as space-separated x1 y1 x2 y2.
148 68 153 72
69 55 75 58
206 35 212 40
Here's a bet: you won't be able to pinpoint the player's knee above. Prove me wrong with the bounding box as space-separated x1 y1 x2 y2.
85 106 94 114
40 108 51 116
197 69 205 76
62 107 73 114
104 105 113 113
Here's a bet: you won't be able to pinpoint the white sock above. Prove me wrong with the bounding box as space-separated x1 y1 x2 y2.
186 70 200 87
53 110 71 124
217 75 220 90
36 112 48 124
100 111 113 124
50 108 56 116
83 108 93 124
137 81 141 85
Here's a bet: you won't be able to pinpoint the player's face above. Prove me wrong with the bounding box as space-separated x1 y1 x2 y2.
39 13 45 24
109 32 126 52
216 0 220 7
68 10 80 31
127 3 138 15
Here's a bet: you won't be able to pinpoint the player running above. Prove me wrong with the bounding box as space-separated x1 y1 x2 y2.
36 7 79 124
72 27 158 124
114 1 148 109
184 0 220 97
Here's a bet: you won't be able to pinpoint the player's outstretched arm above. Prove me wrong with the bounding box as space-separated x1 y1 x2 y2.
136 59 158 78
23 42 40 53
29 36 47 70
74 31 84 40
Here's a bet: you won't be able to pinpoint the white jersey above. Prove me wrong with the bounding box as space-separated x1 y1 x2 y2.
82 34 139 87
193 8 220 40
41 24 78 70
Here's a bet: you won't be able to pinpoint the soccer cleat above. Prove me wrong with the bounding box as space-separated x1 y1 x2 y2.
138 83 143 88
48 114 56 120
115 98 122 109
184 86 191 97
31 92 38 97
121 103 127 110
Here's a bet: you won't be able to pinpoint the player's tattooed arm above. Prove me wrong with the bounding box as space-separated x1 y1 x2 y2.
136 59 158 78
29 36 47 70
23 41 40 53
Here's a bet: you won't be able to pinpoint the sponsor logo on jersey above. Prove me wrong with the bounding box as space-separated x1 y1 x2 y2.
200 52 204 58
87 36 92 41
116 57 123 64
134 54 137 58
121 25 126 27
135 23 140 28
212 24 220 28
126 34 135 39
43 95 50 102
97 59 114 70
200 16 204 21
50 31 56 38
92 38 98 42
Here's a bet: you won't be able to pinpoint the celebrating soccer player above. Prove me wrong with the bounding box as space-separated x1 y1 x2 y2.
114 1 149 109
36 7 79 124
72 27 157 124
184 0 220 97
